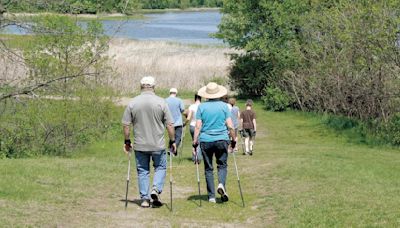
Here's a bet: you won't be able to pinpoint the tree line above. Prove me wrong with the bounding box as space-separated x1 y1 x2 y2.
217 0 400 146
2 0 223 14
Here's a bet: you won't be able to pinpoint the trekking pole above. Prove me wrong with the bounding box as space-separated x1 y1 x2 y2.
169 147 173 212
125 152 132 209
195 150 201 207
232 151 245 207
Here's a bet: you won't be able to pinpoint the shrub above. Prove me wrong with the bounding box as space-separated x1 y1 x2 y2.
380 113 400 146
262 86 291 112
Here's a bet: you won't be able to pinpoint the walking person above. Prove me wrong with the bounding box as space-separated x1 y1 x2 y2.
165 88 185 156
229 98 240 152
186 94 203 163
193 82 236 203
240 99 257 155
122 76 176 208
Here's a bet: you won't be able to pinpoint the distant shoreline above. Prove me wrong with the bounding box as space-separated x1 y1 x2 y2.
5 7 221 21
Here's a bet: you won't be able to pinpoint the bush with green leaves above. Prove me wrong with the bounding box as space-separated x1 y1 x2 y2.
380 114 400 146
262 86 291 112
218 0 400 146
0 15 116 158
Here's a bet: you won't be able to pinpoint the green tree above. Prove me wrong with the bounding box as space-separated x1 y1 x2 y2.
0 15 114 157
217 1 307 97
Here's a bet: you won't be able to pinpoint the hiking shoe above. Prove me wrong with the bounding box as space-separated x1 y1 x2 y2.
217 183 229 202
208 198 216 203
141 199 150 208
151 188 162 207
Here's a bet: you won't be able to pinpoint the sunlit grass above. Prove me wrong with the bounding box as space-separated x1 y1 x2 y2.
1 102 399 226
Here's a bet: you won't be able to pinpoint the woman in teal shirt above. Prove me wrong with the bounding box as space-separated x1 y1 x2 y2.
193 82 236 203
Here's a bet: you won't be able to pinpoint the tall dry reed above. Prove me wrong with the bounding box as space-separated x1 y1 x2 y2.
108 39 235 94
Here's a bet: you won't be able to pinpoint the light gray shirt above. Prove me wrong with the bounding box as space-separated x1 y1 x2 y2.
122 91 173 152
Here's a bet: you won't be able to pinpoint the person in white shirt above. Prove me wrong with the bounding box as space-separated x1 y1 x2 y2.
186 94 203 163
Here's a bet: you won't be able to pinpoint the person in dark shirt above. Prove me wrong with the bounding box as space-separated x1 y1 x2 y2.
240 99 257 155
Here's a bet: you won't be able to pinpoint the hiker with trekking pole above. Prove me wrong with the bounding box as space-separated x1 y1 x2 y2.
122 76 176 208
193 82 236 203
240 99 257 155
165 88 185 157
186 93 203 164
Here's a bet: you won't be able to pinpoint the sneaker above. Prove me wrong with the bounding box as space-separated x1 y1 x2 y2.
217 183 229 202
249 150 253 156
208 198 216 203
141 199 150 208
151 188 162 207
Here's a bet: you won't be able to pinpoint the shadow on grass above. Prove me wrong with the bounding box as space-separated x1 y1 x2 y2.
187 195 245 208
187 194 206 207
120 198 170 209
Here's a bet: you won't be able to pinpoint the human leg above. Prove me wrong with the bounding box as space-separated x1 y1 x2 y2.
174 126 183 149
200 142 215 200
249 129 255 155
151 150 167 206
243 129 251 154
215 140 229 202
135 151 151 200
151 150 167 193
214 140 228 187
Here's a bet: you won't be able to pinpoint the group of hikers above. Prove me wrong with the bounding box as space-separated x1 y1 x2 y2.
122 76 257 208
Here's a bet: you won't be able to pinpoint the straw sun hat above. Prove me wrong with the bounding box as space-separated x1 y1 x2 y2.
197 82 227 99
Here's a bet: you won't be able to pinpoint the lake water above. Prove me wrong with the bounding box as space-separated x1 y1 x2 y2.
3 11 223 44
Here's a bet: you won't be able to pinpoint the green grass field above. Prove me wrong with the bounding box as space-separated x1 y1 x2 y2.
0 102 399 227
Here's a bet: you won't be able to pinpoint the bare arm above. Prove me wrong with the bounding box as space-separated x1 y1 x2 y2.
123 124 131 154
253 118 257 132
166 123 175 141
185 109 193 126
193 119 202 145
226 117 236 140
123 125 130 140
166 122 176 152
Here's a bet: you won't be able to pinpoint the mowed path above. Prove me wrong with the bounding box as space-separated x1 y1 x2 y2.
1 102 399 226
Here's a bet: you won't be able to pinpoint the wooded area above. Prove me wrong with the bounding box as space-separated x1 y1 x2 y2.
1 0 223 14
217 0 400 146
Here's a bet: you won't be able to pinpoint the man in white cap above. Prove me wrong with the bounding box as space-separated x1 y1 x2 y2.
122 76 176 208
165 87 185 156
193 82 236 203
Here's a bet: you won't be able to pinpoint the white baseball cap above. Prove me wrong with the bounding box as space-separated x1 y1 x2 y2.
169 88 178 94
140 76 155 86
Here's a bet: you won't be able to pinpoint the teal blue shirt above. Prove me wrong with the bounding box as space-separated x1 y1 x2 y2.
196 100 231 142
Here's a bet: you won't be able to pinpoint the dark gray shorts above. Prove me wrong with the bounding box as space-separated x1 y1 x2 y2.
242 129 255 138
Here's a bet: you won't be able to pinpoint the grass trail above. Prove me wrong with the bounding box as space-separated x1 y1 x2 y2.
1 102 399 226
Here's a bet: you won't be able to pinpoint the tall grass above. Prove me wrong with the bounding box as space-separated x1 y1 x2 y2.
108 39 235 94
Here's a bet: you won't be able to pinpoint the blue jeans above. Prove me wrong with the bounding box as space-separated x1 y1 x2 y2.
190 125 203 162
135 150 167 200
175 126 183 150
200 140 229 199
